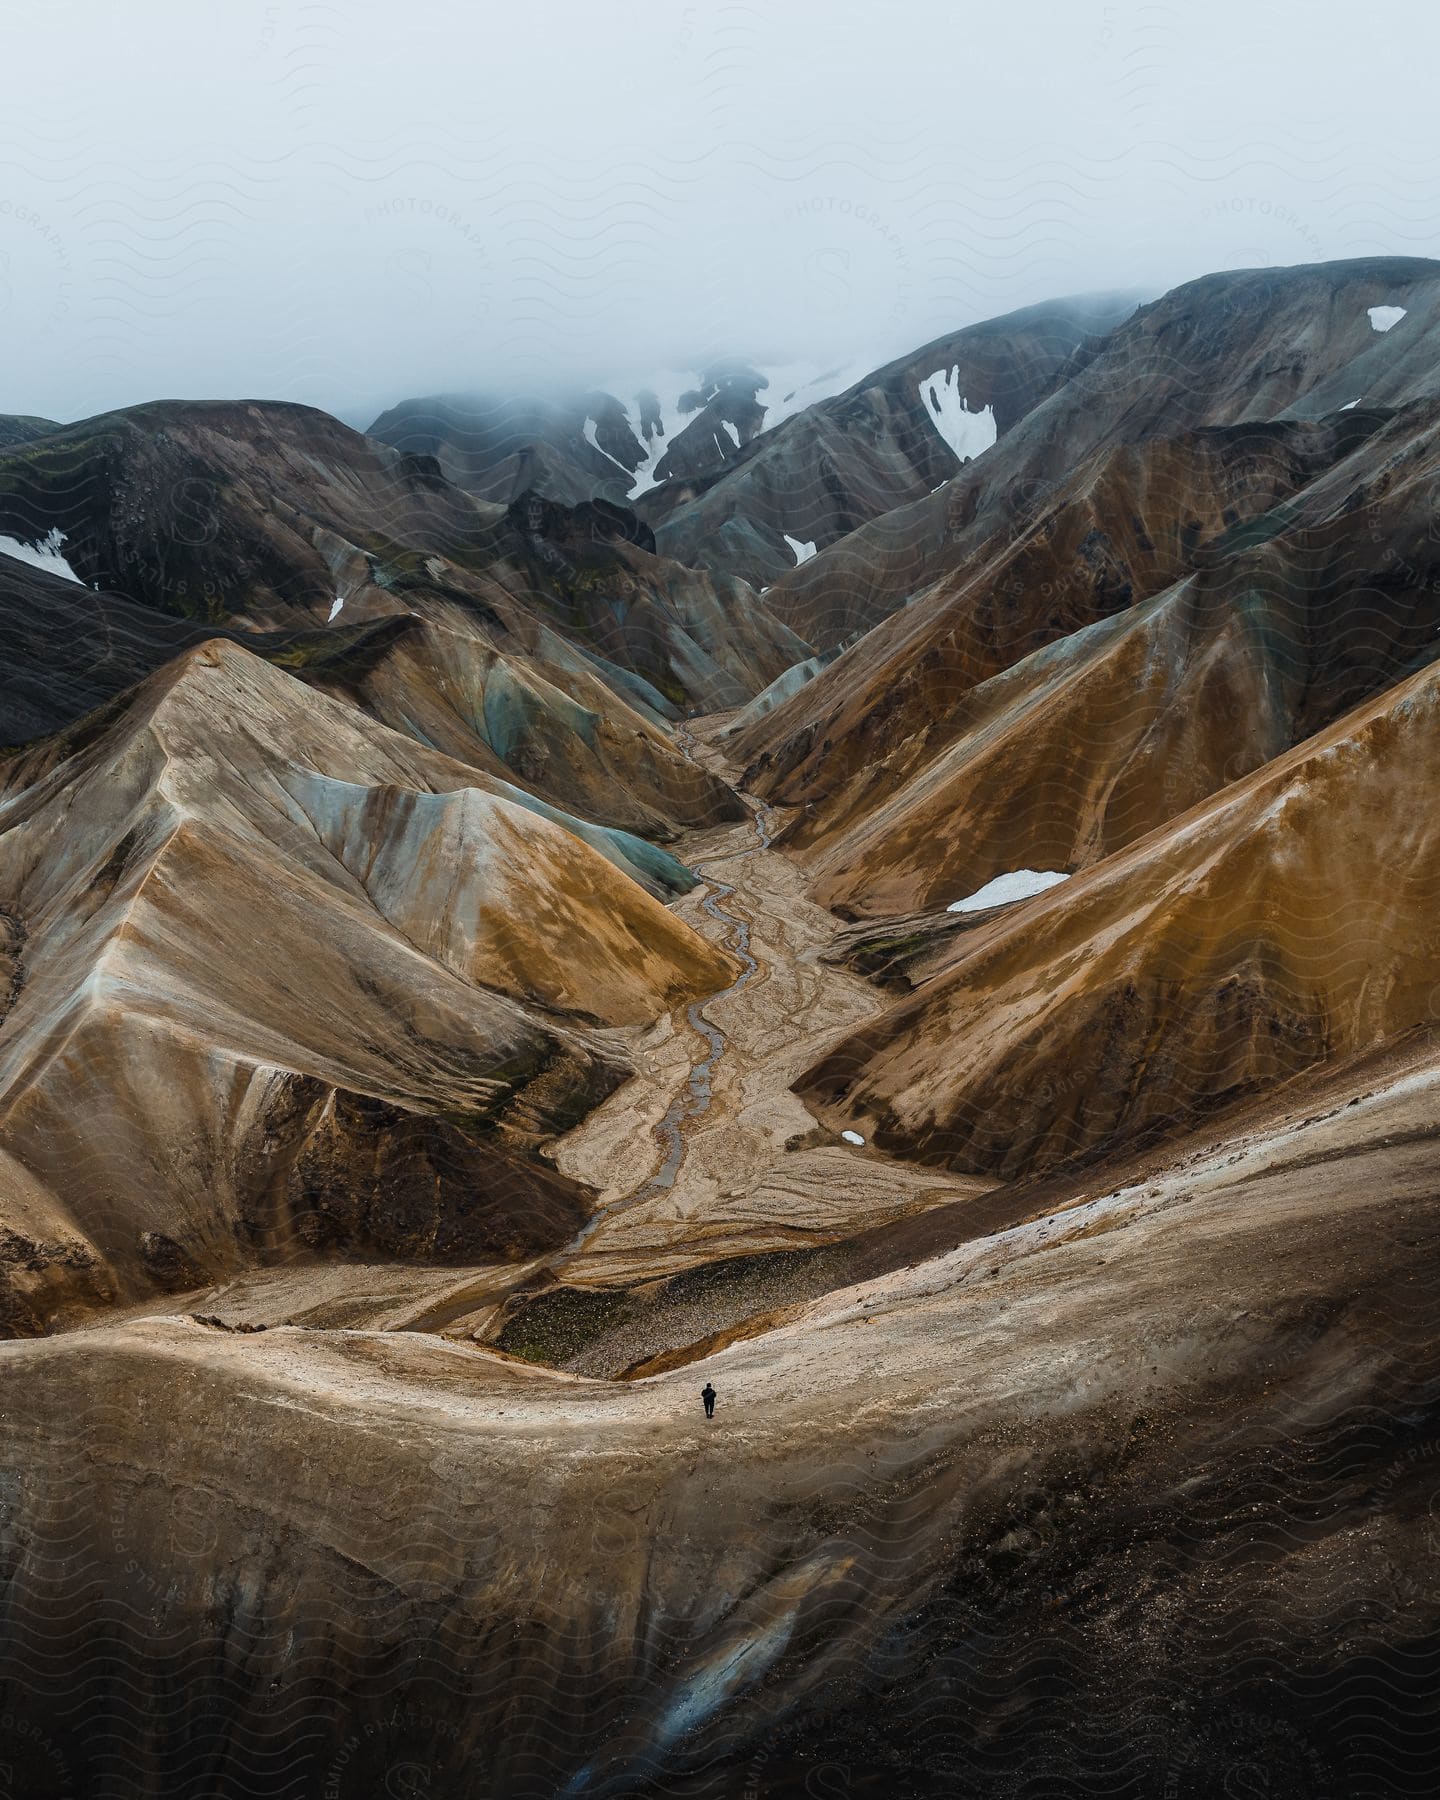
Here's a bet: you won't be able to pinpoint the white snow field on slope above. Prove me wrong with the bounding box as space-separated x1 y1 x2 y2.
327 595 345 622
783 534 817 565
1368 305 1407 333
0 527 85 584
919 367 998 461
617 381 692 497
613 356 888 497
947 869 1070 913
841 1130 865 1146
759 356 877 431
583 415 635 478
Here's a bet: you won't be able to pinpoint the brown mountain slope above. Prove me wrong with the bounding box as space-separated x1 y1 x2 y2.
736 411 1391 902
311 605 736 842
756 255 1440 652
0 402 790 828
798 650 1440 1180
5 262 1440 1797
0 1045 1435 1795
0 641 734 1332
766 397 1440 918
639 292 1139 588
794 571 1286 919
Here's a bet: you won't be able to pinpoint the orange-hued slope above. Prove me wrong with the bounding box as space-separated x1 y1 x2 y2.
0 641 733 1330
799 654 1440 1177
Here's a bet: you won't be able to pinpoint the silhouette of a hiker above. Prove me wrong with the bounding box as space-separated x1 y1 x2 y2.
701 1382 716 1419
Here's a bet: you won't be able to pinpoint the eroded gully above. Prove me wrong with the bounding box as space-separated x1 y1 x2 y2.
567 725 775 1246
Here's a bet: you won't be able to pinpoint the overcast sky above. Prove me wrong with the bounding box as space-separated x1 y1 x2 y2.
3 0 1438 426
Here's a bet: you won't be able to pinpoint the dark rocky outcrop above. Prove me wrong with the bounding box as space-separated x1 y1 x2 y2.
0 398 789 826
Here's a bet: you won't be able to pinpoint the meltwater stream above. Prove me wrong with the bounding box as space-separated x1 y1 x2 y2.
635 796 774 1199
568 741 774 1248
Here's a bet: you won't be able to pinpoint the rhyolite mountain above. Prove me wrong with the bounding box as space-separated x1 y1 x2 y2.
736 256 1440 906
0 399 809 835
637 291 1143 589
366 355 834 513
751 255 1440 650
0 639 736 1333
2 257 1440 1799
369 297 1141 595
734 399 1434 917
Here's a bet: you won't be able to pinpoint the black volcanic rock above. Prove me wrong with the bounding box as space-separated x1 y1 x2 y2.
0 399 793 826
507 486 657 556
366 390 647 507
0 548 417 748
0 414 61 450
653 360 768 484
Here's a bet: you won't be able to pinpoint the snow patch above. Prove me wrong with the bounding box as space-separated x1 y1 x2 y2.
918 368 998 462
615 381 692 498
0 527 84 585
759 356 878 431
946 869 1070 914
841 1130 865 1146
783 533 817 565
583 416 634 477
605 355 890 498
1368 305 1407 333
1340 398 1362 411
327 595 345 622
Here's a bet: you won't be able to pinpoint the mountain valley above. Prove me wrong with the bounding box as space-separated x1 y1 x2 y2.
1 255 1438 1797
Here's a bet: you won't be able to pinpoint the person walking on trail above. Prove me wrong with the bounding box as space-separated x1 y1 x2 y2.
701 1382 716 1419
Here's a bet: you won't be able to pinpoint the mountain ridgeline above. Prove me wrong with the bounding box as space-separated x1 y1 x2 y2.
1 256 1439 1798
